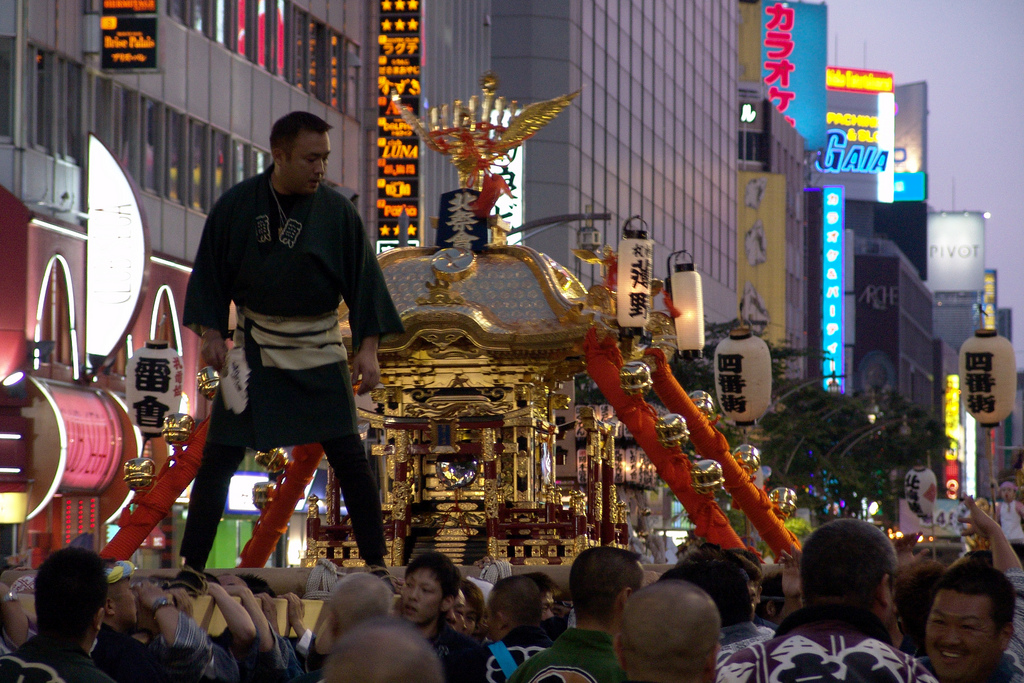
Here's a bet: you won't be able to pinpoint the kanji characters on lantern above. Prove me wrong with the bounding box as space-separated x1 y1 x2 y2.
125 340 184 437
959 329 1016 428
616 220 653 329
714 327 772 426
904 466 937 518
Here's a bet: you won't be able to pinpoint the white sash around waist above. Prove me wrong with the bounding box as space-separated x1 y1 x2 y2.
235 307 348 370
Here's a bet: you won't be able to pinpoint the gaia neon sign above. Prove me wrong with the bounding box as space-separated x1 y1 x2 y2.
816 128 890 174
821 186 845 392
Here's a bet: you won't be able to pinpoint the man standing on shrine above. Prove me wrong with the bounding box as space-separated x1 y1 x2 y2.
180 111 403 574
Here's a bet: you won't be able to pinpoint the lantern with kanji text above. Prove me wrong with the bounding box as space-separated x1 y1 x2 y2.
959 329 1016 428
904 465 937 518
126 341 184 438
616 218 654 329
713 326 772 426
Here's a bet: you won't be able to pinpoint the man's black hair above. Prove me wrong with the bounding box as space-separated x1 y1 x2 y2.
522 571 559 596
405 551 462 599
35 547 107 640
660 559 753 627
489 576 543 628
725 548 763 584
237 572 275 597
270 111 332 152
932 559 1015 627
800 519 897 610
569 546 644 622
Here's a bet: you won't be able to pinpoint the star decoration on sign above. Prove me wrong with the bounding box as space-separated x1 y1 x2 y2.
381 0 392 10
408 0 418 9
395 0 406 9
395 18 406 31
408 18 418 31
381 19 392 31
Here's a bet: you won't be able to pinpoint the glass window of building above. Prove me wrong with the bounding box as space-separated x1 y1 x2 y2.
32 48 54 152
273 0 285 74
290 6 308 90
0 37 13 139
308 19 327 101
114 87 139 175
166 110 184 203
329 32 340 110
63 61 82 161
189 119 208 211
211 129 230 204
214 0 228 46
142 98 161 193
252 148 269 174
232 139 249 184
167 0 186 23
344 40 360 117
93 75 113 150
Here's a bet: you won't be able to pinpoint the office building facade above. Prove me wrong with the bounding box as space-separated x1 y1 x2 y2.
490 1 739 322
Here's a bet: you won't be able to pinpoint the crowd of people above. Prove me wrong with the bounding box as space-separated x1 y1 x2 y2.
0 493 1022 683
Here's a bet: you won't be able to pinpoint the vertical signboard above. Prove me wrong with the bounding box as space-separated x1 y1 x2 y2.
821 186 845 391
894 81 927 174
944 374 961 499
737 172 787 344
815 67 895 203
983 270 997 329
494 145 524 245
853 256 900 393
101 1 158 72
376 0 422 251
86 134 149 366
926 212 986 293
760 1 828 150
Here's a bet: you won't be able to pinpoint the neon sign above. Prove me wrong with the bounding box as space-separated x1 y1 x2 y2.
377 0 421 249
740 103 757 124
815 128 890 174
760 1 827 149
821 186 845 392
826 67 894 94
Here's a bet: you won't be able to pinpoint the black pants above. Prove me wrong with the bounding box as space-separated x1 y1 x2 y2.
179 434 386 571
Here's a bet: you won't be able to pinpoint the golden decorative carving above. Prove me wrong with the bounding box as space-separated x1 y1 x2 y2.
416 278 467 306
594 482 603 522
524 558 549 566
394 71 579 190
306 494 320 520
484 479 500 519
391 482 411 521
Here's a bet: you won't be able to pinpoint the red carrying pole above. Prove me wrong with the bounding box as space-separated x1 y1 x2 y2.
583 329 743 549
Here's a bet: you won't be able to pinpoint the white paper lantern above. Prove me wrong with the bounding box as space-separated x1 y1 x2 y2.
904 465 937 518
126 340 185 437
670 263 704 356
713 327 772 426
616 227 653 328
959 329 1017 428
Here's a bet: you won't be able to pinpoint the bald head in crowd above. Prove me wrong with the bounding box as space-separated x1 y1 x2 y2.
615 580 720 683
313 572 396 657
487 575 543 641
323 617 444 683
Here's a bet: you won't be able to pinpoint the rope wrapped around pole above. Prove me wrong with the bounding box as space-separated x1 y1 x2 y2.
583 329 743 548
101 418 211 561
644 347 799 557
238 443 323 568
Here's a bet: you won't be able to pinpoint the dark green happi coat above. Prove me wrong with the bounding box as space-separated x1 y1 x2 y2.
183 167 403 450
